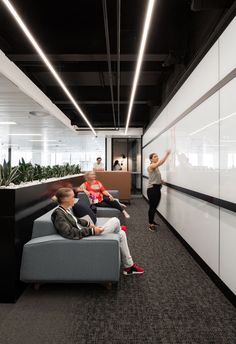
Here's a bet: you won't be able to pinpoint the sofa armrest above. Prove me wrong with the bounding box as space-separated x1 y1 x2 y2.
107 190 119 199
32 209 57 238
96 208 120 218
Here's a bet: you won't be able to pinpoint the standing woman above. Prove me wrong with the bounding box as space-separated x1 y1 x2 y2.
147 149 171 232
113 160 122 171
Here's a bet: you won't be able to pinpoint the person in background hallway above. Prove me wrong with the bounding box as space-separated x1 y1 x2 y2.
76 171 130 218
93 157 105 171
113 160 122 171
147 149 171 232
51 188 144 275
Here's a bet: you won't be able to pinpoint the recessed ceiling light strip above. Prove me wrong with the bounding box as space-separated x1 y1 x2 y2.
8 133 42 136
117 0 121 129
1 0 97 136
125 0 155 135
102 0 117 129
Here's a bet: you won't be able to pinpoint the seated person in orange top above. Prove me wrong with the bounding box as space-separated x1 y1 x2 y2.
76 171 130 218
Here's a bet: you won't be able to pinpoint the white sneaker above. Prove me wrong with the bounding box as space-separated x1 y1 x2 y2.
122 210 130 218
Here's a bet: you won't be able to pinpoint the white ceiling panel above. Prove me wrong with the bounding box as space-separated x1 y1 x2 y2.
0 72 83 152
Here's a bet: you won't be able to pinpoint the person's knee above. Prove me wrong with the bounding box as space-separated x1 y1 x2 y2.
103 217 120 232
111 217 120 230
112 217 120 224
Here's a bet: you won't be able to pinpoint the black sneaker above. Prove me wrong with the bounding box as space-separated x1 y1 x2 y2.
148 224 157 232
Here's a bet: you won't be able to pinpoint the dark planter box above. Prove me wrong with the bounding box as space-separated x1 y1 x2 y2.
0 174 84 302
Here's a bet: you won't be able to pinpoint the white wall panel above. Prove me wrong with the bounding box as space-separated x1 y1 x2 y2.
166 189 219 274
142 131 169 178
168 93 219 197
143 42 218 148
167 42 219 126
142 177 148 199
142 107 168 146
142 181 220 274
220 209 236 294
219 78 236 203
219 17 236 80
142 19 236 294
158 184 168 219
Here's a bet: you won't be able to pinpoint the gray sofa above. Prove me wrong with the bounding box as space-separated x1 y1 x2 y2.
20 190 122 285
20 209 120 284
76 190 121 219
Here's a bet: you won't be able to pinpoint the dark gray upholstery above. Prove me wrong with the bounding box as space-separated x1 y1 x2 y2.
31 209 57 238
76 190 120 218
20 234 120 282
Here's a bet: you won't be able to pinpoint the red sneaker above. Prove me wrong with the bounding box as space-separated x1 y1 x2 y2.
121 225 127 232
123 263 144 275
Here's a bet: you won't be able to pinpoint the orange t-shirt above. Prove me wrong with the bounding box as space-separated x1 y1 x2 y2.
81 180 105 203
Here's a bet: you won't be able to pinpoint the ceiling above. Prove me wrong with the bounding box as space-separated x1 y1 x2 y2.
0 0 235 131
0 72 83 152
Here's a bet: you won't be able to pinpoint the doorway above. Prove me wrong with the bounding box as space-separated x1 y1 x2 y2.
112 138 141 194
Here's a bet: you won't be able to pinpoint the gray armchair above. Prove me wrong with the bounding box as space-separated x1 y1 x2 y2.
20 210 120 284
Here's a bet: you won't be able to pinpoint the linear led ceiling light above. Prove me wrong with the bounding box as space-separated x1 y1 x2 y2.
2 0 97 136
29 139 57 142
125 0 155 135
8 133 42 136
0 121 16 124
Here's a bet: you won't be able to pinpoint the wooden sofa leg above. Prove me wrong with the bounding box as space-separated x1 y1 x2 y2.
102 282 118 290
101 282 112 290
105 282 112 290
34 283 41 291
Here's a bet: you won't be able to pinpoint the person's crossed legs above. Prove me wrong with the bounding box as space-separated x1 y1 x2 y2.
96 217 144 275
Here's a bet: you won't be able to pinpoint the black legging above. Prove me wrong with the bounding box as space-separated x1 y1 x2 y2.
96 196 123 212
147 184 162 224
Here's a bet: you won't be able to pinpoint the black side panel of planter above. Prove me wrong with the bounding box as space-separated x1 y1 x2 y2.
0 175 84 302
0 217 15 302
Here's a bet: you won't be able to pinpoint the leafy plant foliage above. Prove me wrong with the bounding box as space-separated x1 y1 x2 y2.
0 158 81 186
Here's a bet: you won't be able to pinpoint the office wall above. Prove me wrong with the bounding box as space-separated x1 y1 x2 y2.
142 17 236 294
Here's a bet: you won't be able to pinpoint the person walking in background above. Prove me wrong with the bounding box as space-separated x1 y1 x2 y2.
51 188 144 275
76 171 130 218
147 149 171 232
113 160 122 171
93 157 105 171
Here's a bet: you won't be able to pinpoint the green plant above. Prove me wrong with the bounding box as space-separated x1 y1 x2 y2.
33 164 44 181
0 160 20 186
17 158 35 183
0 159 81 186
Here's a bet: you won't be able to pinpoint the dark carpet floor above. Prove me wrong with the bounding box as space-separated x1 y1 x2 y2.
0 197 235 344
